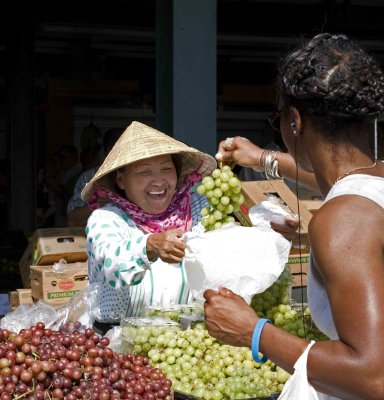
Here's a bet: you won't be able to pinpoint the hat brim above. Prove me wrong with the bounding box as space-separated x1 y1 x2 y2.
81 121 216 202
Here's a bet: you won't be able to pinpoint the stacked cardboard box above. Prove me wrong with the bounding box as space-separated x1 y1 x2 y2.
17 227 89 306
9 289 34 309
234 180 313 288
30 262 88 306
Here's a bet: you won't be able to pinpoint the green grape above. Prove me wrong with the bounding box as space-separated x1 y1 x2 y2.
201 207 210 217
197 184 206 195
197 166 244 232
251 265 292 316
143 324 289 398
220 196 230 205
220 182 230 192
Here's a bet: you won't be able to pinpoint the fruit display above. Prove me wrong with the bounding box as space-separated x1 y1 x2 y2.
250 266 292 318
125 321 289 400
121 318 182 357
267 303 328 341
196 166 244 231
0 322 173 399
144 303 203 322
251 268 327 341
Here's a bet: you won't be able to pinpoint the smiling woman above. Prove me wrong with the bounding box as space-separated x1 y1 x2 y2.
116 155 178 214
80 121 216 333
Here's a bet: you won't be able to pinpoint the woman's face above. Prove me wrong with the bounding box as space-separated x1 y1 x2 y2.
116 154 177 214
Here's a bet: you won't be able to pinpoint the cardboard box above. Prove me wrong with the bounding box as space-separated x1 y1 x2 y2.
234 180 313 235
287 251 309 288
9 289 34 309
234 180 314 256
19 227 88 287
30 262 88 306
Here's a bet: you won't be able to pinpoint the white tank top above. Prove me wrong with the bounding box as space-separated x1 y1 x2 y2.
307 174 384 400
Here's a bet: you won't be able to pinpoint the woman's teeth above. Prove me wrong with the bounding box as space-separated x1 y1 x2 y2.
149 190 165 195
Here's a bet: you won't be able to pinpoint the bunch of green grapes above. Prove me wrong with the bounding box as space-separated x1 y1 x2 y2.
267 304 328 341
250 268 327 341
146 324 290 399
121 318 182 355
250 266 292 317
196 165 244 231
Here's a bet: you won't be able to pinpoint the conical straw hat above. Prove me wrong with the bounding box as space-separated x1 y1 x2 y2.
81 121 217 202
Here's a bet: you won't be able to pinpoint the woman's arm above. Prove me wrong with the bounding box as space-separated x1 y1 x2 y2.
86 206 153 289
216 137 320 194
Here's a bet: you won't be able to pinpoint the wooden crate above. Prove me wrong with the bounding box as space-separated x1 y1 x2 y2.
301 199 324 216
234 180 313 233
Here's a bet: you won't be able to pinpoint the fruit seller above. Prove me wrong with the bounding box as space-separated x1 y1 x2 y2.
204 33 384 400
81 121 216 334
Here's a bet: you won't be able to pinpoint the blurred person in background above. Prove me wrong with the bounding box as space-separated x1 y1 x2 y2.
67 127 124 227
36 163 55 228
45 144 81 227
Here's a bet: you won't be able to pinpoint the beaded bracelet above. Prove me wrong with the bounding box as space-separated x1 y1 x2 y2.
251 318 271 364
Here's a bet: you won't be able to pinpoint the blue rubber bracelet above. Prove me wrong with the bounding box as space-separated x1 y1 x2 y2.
251 318 271 364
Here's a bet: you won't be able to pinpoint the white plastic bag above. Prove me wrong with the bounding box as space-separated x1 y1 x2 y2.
249 200 298 228
183 223 291 303
278 341 319 400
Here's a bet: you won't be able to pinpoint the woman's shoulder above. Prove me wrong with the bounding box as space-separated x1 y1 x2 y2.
89 203 131 224
309 193 384 252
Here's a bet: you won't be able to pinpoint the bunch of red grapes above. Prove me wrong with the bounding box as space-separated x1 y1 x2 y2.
0 322 173 400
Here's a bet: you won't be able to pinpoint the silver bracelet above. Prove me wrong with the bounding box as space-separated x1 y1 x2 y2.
264 151 282 180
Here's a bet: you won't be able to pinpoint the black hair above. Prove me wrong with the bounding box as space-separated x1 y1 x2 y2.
171 154 182 180
277 33 384 138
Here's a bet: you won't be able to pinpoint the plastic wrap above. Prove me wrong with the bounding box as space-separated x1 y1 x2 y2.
144 302 203 321
0 301 57 332
104 326 123 353
121 317 181 355
49 283 99 332
0 283 99 334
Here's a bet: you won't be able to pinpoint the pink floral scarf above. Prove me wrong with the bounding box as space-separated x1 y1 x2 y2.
88 172 201 234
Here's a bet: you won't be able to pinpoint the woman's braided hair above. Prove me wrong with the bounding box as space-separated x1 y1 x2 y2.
277 33 384 136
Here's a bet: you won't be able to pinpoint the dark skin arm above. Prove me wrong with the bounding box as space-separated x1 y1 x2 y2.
216 136 320 194
216 136 306 240
146 229 186 264
204 196 384 399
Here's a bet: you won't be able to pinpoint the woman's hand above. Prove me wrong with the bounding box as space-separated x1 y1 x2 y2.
216 137 264 170
270 214 300 241
204 287 259 348
147 229 186 263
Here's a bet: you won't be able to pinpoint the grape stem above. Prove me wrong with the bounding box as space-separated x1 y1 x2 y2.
44 390 52 400
13 382 36 400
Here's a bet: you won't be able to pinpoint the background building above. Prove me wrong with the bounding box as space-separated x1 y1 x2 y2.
1 0 384 235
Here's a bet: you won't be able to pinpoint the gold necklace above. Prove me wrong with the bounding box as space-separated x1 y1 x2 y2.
335 160 377 184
